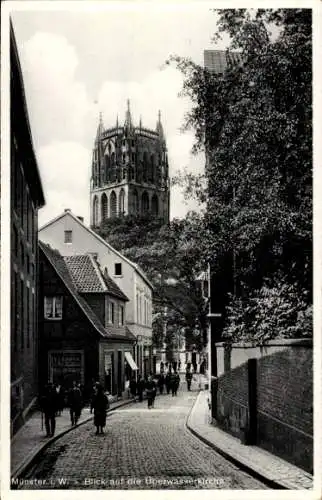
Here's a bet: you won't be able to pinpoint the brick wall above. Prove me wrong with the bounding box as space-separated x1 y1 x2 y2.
256 348 313 473
214 341 313 472
216 363 249 438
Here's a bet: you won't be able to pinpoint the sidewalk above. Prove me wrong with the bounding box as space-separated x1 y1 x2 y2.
187 390 313 490
11 398 133 480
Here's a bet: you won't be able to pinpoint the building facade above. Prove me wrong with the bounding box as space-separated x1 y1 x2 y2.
10 23 45 434
39 210 154 376
39 242 137 399
90 101 170 227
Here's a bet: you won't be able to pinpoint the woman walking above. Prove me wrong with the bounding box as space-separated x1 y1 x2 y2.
91 383 109 435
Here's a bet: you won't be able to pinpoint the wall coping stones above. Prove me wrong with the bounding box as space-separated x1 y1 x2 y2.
215 338 312 348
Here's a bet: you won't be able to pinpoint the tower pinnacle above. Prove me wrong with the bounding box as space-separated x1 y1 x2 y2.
156 109 164 139
124 98 133 129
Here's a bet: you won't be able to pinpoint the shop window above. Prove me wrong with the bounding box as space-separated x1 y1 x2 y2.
44 296 63 320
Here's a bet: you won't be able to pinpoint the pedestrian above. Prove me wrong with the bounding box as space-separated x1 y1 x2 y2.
165 372 171 394
68 381 82 426
185 369 193 391
55 383 65 416
158 373 165 395
171 371 180 396
91 383 109 435
39 383 58 438
137 374 145 402
145 375 156 409
129 376 137 400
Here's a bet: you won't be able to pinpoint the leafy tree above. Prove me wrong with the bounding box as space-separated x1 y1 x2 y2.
169 8 312 340
97 213 209 352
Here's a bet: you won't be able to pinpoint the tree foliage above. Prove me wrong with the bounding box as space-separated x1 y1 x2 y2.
169 9 312 340
97 213 209 351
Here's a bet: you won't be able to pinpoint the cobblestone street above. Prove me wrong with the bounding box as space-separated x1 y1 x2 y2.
21 387 268 490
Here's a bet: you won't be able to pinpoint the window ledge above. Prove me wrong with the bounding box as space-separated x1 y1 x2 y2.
113 275 123 278
45 317 63 321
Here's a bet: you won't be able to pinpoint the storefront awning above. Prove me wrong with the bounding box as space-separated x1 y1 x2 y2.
125 351 138 370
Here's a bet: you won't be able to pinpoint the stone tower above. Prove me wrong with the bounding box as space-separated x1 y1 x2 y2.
90 100 170 227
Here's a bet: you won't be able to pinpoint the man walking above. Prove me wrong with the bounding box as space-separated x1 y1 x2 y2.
68 381 82 426
165 371 171 394
137 374 145 402
158 373 165 395
185 369 193 391
171 371 180 397
40 383 58 437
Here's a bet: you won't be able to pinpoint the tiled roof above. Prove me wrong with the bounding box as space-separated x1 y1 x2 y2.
101 268 129 302
64 254 106 293
39 242 134 342
204 50 243 74
39 210 153 290
64 254 128 301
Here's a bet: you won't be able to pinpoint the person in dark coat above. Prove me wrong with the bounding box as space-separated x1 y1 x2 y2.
40 383 59 437
171 371 180 396
68 381 82 426
185 369 193 391
55 383 65 416
129 377 137 400
165 372 171 394
137 374 145 402
145 375 157 409
91 383 109 434
158 373 165 395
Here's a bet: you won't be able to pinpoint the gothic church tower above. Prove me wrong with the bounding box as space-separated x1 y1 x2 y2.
90 100 170 228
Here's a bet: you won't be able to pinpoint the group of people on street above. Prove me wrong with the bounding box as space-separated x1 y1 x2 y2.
128 369 183 409
39 380 84 437
40 366 198 437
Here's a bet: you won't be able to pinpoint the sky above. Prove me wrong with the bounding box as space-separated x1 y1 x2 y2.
10 3 229 227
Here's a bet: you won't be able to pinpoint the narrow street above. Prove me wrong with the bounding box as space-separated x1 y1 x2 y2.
21 385 268 490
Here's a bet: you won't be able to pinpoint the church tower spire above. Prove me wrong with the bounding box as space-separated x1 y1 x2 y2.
95 111 104 142
156 109 164 139
124 99 133 129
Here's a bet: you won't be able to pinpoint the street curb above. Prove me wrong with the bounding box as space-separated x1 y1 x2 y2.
185 391 288 491
11 398 134 487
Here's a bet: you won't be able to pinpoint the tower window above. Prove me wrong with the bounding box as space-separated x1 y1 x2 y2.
64 230 72 243
114 263 122 276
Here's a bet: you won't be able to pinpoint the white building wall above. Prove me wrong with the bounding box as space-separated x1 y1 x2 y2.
39 212 153 334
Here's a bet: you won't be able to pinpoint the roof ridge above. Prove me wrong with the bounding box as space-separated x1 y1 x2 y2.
88 254 108 292
39 210 153 290
40 244 107 338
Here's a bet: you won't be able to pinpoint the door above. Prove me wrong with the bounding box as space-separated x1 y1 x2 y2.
117 351 123 397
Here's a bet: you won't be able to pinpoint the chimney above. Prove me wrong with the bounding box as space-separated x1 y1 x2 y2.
77 216 84 223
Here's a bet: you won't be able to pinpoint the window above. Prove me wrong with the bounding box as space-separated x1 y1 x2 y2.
64 230 72 243
109 302 115 324
114 263 122 276
119 305 124 326
44 296 63 319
